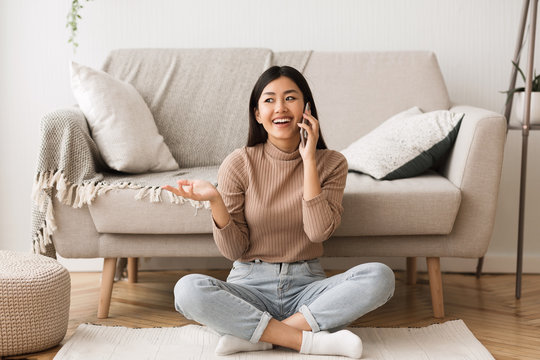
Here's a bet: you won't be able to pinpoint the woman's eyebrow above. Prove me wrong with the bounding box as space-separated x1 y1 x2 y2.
262 89 300 96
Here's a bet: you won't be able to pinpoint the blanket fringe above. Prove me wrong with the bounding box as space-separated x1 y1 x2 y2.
32 170 211 253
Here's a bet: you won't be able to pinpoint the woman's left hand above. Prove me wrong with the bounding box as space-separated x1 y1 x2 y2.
298 110 319 161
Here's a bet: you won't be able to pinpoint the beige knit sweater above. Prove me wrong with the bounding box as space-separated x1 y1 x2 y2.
213 141 348 263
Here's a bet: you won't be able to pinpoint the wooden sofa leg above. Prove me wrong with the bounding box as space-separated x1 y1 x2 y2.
128 257 139 283
426 257 445 318
406 257 417 285
476 256 484 278
98 258 117 319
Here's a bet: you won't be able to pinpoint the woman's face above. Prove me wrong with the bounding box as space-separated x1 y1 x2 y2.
255 76 305 150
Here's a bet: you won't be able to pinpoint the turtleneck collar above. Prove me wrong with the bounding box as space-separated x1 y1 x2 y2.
263 141 301 161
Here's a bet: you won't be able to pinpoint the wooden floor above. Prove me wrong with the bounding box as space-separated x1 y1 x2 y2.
5 269 540 360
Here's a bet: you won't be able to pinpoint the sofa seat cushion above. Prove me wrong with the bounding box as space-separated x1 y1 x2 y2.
335 171 461 236
88 168 460 237
87 167 218 234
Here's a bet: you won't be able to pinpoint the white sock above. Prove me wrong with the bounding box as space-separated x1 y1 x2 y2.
215 334 272 356
300 330 363 359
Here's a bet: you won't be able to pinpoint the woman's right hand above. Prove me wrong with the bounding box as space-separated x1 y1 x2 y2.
162 179 220 203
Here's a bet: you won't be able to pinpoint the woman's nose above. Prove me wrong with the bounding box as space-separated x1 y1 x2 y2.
274 99 287 112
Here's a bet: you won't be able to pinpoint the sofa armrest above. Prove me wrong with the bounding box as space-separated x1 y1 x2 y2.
33 107 106 256
38 106 105 180
443 105 506 188
441 105 506 257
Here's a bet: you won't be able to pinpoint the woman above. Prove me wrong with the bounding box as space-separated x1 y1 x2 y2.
162 66 395 358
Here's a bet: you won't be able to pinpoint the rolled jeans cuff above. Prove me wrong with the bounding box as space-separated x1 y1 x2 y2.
249 311 272 343
299 305 320 332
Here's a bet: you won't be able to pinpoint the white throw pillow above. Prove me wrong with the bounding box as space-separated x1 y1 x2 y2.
70 61 179 173
341 107 464 180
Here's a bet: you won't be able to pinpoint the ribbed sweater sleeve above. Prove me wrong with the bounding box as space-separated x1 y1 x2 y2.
302 152 348 243
212 149 250 261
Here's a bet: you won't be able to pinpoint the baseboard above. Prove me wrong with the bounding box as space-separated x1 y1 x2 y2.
59 253 540 274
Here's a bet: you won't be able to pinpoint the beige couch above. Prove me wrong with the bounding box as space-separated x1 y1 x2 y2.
42 49 506 319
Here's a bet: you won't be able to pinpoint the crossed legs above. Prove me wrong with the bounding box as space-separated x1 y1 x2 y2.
218 311 363 358
174 262 394 357
214 315 305 356
260 314 307 351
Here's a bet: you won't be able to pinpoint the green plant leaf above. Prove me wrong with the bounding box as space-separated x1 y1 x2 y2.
512 60 527 83
501 87 525 105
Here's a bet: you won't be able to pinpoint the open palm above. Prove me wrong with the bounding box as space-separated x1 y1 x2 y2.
162 179 219 202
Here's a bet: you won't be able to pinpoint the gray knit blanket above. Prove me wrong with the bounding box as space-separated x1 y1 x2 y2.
32 49 312 257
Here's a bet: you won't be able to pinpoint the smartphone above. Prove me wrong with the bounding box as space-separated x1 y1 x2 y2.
300 102 310 147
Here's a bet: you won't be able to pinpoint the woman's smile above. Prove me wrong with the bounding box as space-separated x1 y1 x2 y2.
272 117 293 127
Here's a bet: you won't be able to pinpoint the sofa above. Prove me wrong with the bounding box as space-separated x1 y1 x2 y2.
33 48 506 320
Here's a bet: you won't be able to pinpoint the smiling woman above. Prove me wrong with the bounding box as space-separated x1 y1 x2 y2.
162 65 395 358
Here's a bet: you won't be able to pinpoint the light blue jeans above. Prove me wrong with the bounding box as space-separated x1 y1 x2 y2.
174 260 394 343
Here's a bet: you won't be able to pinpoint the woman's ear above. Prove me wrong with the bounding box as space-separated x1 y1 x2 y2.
255 109 261 123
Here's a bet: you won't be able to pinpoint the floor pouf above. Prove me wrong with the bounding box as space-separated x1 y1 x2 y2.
0 250 70 356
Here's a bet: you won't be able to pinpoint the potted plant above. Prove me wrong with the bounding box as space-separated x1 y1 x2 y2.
504 61 540 125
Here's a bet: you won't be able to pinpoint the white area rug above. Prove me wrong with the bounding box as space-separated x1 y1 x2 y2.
54 320 494 359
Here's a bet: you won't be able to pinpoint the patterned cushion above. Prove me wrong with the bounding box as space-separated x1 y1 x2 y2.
341 107 463 180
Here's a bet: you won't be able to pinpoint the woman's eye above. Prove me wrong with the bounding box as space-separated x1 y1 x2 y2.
286 96 295 101
264 98 274 103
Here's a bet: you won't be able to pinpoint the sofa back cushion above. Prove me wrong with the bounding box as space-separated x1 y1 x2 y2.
101 49 450 166
102 48 272 167
303 51 450 151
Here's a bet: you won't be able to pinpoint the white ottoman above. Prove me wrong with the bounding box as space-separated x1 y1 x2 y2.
0 250 70 356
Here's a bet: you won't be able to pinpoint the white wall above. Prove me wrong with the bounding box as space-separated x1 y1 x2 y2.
1 0 539 273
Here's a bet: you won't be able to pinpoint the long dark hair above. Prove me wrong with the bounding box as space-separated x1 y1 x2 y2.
247 66 327 149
